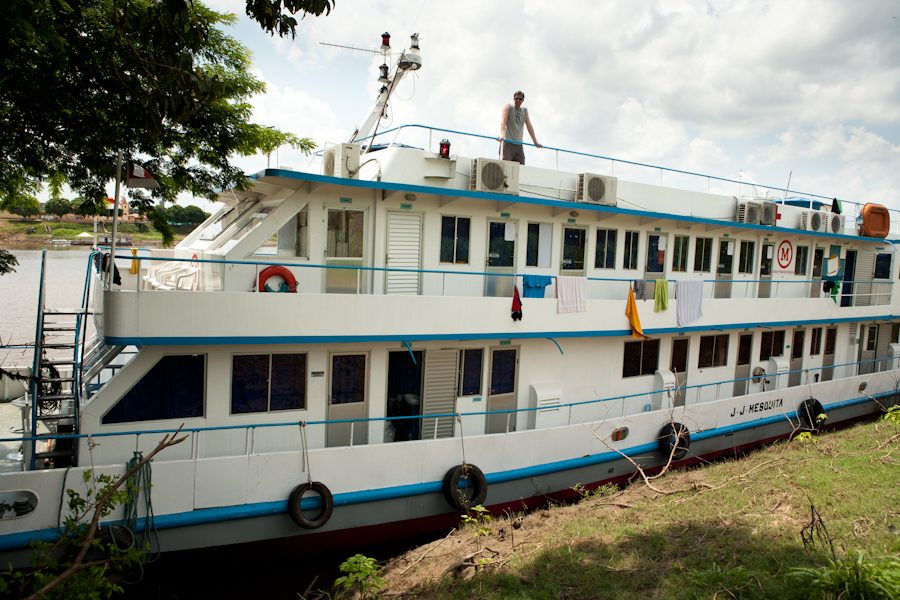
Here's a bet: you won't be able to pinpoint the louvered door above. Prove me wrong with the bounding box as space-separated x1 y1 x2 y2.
421 350 459 439
385 212 422 295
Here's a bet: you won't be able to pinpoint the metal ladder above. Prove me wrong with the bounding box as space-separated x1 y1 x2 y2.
28 251 88 470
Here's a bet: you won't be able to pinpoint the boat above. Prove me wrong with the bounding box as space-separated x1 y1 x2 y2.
2 33 899 565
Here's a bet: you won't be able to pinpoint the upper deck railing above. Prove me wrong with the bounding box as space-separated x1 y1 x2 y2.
111 252 894 307
345 124 900 235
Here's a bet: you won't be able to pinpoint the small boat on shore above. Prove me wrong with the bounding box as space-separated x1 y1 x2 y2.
1 33 898 566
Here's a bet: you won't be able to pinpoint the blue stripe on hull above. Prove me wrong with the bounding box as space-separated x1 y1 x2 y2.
0 391 887 551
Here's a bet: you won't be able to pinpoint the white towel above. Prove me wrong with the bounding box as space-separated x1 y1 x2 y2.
676 280 703 327
557 276 587 313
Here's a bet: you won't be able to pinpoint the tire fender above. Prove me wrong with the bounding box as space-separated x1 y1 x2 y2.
657 422 690 462
798 398 826 432
287 482 334 529
442 463 488 511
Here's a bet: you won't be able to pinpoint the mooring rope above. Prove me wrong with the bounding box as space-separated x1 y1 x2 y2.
123 451 160 564
299 422 312 484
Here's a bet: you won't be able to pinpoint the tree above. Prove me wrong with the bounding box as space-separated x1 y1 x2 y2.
44 197 72 220
8 197 40 220
183 205 210 224
0 0 316 247
166 205 187 225
0 250 17 276
245 0 335 38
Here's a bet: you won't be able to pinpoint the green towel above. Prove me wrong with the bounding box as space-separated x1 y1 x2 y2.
654 279 669 312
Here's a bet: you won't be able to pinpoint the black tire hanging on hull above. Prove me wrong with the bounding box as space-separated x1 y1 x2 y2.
287 482 334 529
798 398 826 432
442 463 488 511
657 422 690 462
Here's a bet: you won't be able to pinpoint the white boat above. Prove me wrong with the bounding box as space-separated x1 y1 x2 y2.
2 34 899 565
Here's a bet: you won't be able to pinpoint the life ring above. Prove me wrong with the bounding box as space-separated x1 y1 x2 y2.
287 482 334 529
259 265 297 293
442 463 488 511
657 422 690 462
798 398 826 432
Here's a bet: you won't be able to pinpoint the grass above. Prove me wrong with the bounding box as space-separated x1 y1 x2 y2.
384 413 900 600
0 219 191 243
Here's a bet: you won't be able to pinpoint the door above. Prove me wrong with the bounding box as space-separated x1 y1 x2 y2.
385 350 423 442
733 333 753 396
560 226 587 278
788 329 805 387
420 350 459 439
759 243 773 298
670 338 688 406
810 248 824 298
821 327 837 381
645 233 667 299
875 323 893 372
853 251 875 307
858 325 877 375
714 239 734 299
486 348 517 434
485 221 516 297
385 212 422 295
327 354 368 447
325 208 366 294
841 250 857 307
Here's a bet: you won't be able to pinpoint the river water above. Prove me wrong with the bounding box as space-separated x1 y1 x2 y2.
0 246 96 366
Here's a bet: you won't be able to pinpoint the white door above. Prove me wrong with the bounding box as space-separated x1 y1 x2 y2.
325 208 366 294
327 353 368 447
385 212 422 295
854 251 875 307
421 350 459 439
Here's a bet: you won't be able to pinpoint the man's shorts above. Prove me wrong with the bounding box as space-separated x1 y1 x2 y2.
501 142 525 165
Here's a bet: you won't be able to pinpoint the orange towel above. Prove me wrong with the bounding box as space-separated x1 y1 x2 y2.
626 287 648 339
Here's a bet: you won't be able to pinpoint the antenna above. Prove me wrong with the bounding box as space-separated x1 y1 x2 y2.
319 42 380 55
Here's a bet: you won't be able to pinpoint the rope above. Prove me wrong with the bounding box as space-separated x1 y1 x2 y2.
299 422 312 484
456 413 466 466
123 451 160 564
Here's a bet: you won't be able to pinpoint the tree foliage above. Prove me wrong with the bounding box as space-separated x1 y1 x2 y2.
7 197 41 220
166 204 210 225
0 250 18 276
44 197 72 219
0 0 316 247
245 0 335 38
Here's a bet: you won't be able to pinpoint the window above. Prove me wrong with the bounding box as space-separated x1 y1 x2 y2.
623 339 660 377
595 229 617 269
698 334 729 368
810 327 822 355
273 207 309 258
440 216 470 264
866 326 877 352
525 223 552 267
671 235 689 272
103 355 205 424
231 353 307 414
874 253 891 279
759 331 785 361
694 237 712 272
646 234 665 274
738 241 755 274
458 349 483 396
623 231 639 270
795 246 809 276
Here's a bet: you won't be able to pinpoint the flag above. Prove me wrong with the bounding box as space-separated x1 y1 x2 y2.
127 164 160 188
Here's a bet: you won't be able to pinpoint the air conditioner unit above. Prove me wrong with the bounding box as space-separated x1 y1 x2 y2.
737 201 761 224
801 211 827 232
576 173 617 206
321 143 360 179
760 201 778 226
469 158 519 195
830 213 845 234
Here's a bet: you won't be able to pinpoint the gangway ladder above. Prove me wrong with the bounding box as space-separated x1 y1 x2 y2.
28 250 88 470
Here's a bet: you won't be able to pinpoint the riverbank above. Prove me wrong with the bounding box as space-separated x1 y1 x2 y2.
372 414 900 600
0 218 190 247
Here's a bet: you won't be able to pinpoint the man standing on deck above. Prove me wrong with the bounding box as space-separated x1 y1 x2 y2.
499 91 541 164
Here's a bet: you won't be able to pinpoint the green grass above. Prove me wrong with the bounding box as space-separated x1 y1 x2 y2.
400 415 900 600
1 219 175 243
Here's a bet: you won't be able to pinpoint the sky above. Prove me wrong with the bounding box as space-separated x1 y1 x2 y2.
140 1 900 214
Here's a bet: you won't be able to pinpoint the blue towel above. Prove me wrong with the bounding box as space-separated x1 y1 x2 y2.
522 275 553 298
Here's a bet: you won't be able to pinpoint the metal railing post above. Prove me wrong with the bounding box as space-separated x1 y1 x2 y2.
349 421 355 447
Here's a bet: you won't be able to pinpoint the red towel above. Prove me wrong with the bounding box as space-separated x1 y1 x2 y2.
512 286 522 321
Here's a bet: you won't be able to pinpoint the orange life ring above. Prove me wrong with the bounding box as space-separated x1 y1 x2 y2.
259 265 297 293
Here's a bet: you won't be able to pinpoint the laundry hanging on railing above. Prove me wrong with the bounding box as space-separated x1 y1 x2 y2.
625 287 648 339
522 274 553 298
654 279 669 312
511 286 523 321
557 276 586 313
675 280 703 327
632 279 647 301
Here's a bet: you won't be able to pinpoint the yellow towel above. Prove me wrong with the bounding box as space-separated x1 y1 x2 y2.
626 287 648 339
130 248 139 274
653 279 668 312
